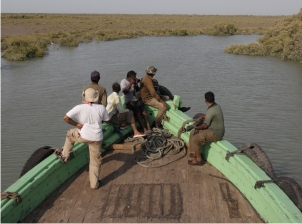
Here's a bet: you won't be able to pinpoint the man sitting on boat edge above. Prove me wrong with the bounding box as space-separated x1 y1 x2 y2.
106 82 145 138
188 91 225 166
58 88 110 189
120 70 152 135
139 66 167 129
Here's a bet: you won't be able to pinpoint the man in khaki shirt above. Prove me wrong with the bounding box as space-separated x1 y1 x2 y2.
188 91 225 166
140 66 167 128
82 70 107 107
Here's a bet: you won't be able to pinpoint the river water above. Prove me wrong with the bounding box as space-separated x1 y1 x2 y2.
1 35 302 190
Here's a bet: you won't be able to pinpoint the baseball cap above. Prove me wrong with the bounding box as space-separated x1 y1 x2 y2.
91 70 100 79
146 66 157 75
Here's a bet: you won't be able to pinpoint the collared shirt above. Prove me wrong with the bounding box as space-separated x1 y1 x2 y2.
204 102 225 138
139 75 162 103
120 78 138 104
106 92 129 119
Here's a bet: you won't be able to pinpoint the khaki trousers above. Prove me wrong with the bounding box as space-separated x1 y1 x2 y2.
62 128 102 189
189 129 222 155
146 98 167 125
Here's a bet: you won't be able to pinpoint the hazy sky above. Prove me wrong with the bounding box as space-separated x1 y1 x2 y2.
1 0 302 15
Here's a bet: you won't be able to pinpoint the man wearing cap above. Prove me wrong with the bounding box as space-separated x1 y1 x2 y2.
59 88 110 189
140 66 167 129
188 91 225 166
83 70 107 107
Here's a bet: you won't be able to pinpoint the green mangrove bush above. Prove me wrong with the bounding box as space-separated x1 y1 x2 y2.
2 36 48 61
225 8 302 62
212 23 238 35
0 13 288 60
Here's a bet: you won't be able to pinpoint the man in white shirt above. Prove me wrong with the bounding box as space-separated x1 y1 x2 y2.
120 70 152 134
106 82 145 138
59 88 110 189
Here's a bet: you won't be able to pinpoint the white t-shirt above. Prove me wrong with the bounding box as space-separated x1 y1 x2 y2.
66 104 110 141
120 78 138 104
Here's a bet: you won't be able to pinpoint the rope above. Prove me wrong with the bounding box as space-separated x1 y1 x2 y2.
132 128 186 168
161 113 170 122
124 136 146 152
1 192 22 204
177 119 195 138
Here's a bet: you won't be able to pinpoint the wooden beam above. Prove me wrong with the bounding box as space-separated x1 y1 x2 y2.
107 144 141 150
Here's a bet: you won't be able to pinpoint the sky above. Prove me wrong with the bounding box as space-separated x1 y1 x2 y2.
1 0 302 16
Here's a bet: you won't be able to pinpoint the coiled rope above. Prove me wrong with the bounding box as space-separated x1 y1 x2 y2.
128 128 187 168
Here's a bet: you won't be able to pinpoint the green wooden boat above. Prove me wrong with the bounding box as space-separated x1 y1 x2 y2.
1 95 302 223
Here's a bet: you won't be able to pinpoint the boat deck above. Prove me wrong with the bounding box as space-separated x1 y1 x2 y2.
23 146 263 223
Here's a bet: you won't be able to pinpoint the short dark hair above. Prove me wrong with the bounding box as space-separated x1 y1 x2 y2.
91 76 100 83
127 70 136 78
112 82 121 93
205 91 215 103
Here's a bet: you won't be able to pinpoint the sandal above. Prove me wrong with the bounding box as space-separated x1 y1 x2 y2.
56 152 68 163
133 133 146 138
54 148 71 163
188 159 205 166
189 152 196 158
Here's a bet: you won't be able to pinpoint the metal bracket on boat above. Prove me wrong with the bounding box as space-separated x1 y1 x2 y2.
254 179 279 189
225 149 244 161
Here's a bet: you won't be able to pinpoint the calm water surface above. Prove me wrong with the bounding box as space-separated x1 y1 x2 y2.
1 35 302 190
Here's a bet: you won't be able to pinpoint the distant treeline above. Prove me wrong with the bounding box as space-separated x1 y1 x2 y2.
0 13 296 61
225 9 302 62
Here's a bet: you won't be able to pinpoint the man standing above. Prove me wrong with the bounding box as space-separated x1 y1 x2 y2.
58 88 110 189
83 70 107 107
120 70 152 134
140 66 167 129
106 82 145 138
188 91 225 166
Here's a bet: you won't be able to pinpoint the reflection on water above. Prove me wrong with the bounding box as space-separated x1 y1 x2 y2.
1 35 302 190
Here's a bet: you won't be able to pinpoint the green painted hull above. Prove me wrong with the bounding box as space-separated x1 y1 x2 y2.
1 96 301 223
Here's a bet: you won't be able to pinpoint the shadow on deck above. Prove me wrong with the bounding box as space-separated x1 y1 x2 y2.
23 149 263 223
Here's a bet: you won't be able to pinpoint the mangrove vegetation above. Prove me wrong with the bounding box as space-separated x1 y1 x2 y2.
224 9 302 62
0 13 295 61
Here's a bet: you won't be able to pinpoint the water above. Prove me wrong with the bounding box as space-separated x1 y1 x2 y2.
1 35 302 190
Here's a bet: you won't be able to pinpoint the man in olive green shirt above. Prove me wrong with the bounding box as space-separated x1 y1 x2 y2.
188 91 225 166
82 70 107 107
140 66 167 128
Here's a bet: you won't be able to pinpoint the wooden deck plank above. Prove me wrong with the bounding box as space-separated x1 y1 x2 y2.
198 164 223 222
23 165 88 223
67 186 94 222
235 183 263 223
82 182 112 223
179 183 191 223
22 148 264 223
86 150 125 223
